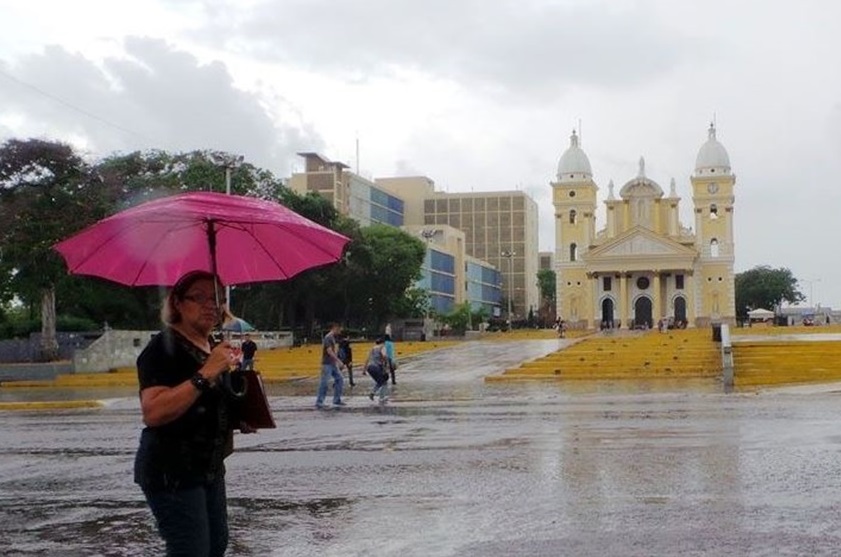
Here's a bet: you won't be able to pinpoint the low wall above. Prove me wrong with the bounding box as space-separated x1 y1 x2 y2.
73 329 294 373
0 361 74 382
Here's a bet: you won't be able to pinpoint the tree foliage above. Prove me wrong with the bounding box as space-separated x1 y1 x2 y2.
537 269 556 305
0 139 111 357
735 265 804 318
0 141 429 350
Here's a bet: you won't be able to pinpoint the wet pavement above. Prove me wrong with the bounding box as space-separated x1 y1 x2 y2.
3 340 841 556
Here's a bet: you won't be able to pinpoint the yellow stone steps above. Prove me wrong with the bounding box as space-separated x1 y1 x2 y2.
494 329 721 381
733 338 841 386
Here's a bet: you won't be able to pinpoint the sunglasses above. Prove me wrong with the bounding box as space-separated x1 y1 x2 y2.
183 294 226 306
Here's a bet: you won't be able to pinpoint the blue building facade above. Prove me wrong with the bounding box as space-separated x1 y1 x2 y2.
348 175 404 227
417 248 457 314
466 259 503 314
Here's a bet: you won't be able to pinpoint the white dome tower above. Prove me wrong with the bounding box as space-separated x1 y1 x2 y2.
694 123 732 177
556 130 593 183
690 122 736 327
552 129 598 327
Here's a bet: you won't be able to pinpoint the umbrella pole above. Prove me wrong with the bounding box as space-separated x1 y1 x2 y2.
207 220 224 326
208 219 246 400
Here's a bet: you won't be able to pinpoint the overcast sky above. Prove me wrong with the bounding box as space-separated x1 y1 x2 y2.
2 0 840 307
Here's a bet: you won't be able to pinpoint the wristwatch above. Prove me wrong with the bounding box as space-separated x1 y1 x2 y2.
190 372 211 392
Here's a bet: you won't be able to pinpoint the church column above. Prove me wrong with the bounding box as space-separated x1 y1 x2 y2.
619 273 628 328
591 274 599 328
653 273 662 321
686 270 697 327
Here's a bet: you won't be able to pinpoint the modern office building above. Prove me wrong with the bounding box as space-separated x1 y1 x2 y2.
290 154 503 318
403 225 502 315
289 153 404 227
552 125 736 329
377 177 540 321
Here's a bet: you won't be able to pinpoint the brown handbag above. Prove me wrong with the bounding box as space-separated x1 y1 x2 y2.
236 368 276 429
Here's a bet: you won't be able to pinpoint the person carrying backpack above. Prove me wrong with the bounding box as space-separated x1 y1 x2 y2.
364 336 390 403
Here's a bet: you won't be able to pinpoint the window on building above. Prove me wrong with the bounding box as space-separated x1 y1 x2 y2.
570 243 578 262
569 209 577 224
676 274 685 289
603 276 612 291
710 238 720 257
710 204 718 219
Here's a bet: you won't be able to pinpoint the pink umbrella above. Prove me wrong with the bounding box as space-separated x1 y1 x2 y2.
54 191 350 286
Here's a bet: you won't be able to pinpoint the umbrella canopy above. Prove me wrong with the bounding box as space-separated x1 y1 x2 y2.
222 317 256 332
54 192 350 286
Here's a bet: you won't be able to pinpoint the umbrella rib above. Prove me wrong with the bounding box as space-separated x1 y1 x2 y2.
130 221 203 285
216 221 342 278
59 222 146 278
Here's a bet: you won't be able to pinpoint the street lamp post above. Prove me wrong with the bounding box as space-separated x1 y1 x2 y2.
501 249 516 329
223 155 244 306
799 278 821 310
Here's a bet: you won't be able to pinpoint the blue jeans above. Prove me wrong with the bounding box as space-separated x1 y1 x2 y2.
316 363 344 405
143 477 228 556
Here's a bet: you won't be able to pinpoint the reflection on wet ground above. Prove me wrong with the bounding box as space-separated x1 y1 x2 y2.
3 340 841 555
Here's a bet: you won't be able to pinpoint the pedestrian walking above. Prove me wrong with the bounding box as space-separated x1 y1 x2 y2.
337 334 355 387
365 336 390 402
384 334 397 385
316 323 347 409
240 333 257 371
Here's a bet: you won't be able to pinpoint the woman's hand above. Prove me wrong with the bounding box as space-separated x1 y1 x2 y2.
200 341 234 384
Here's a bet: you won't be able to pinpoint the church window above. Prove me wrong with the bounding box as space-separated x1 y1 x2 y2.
570 243 578 261
636 276 650 290
569 210 577 224
710 204 718 219
603 276 612 291
568 191 576 198
676 274 685 289
710 238 720 257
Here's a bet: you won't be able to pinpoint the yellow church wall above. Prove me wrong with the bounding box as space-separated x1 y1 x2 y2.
559 267 592 327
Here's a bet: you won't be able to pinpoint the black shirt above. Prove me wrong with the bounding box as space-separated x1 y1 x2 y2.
241 339 257 359
134 328 234 491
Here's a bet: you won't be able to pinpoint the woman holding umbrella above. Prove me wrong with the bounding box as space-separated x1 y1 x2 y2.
134 270 252 557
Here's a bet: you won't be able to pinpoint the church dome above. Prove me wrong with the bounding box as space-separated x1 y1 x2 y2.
556 130 592 183
695 123 731 176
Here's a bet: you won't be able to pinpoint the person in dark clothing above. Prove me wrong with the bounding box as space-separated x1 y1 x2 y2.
134 270 254 557
240 334 257 371
365 336 390 402
337 335 355 387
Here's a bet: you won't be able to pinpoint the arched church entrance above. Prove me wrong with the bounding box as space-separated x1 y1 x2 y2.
634 297 653 329
601 298 615 327
674 296 687 324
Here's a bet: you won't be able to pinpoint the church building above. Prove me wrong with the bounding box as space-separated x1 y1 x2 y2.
552 124 736 329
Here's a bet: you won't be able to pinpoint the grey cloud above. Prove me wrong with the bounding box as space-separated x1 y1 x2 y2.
0 37 323 174
196 0 698 98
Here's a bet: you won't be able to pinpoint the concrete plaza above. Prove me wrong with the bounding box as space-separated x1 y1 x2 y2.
2 339 841 556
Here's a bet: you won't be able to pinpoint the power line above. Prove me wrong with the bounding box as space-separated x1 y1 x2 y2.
0 67 153 143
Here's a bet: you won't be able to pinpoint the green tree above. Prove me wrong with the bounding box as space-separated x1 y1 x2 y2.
391 287 431 319
735 265 804 319
356 225 426 328
537 269 556 305
95 149 286 204
439 302 472 335
0 139 108 358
